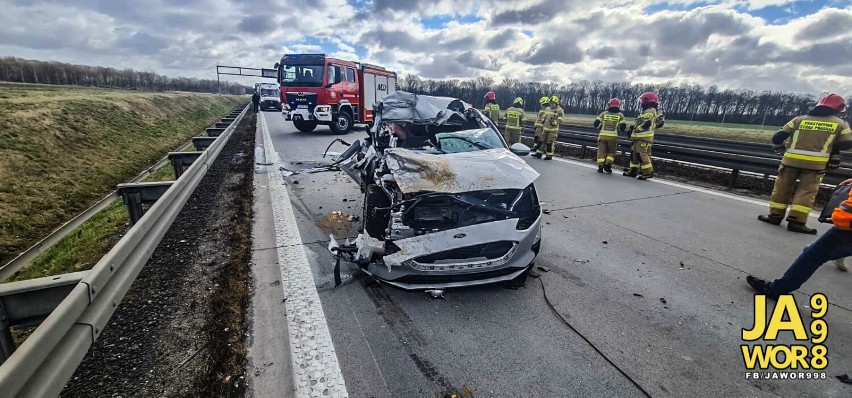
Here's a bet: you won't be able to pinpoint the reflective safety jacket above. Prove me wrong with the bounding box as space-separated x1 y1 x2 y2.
832 189 852 229
632 107 658 142
484 103 501 122
534 108 548 127
780 115 852 170
505 106 525 129
596 111 625 139
542 108 559 133
555 105 564 125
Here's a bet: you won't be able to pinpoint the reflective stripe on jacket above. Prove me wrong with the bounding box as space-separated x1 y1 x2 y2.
632 107 658 141
484 103 501 121
781 115 852 170
596 111 624 138
505 107 524 129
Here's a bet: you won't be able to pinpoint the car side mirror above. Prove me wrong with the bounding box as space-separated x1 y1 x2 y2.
273 62 279 69
510 143 531 156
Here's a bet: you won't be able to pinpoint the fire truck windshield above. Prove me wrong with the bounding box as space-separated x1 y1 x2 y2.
280 64 323 87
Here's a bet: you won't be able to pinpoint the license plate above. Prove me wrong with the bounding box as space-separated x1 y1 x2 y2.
297 105 308 109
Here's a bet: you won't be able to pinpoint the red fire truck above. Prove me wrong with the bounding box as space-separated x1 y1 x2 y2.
274 54 397 134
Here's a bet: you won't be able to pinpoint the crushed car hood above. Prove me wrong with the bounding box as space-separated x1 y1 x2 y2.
383 148 540 194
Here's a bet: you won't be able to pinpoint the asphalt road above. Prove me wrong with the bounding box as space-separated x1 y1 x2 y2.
256 111 852 398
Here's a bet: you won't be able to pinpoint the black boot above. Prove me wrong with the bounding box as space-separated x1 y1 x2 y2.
787 220 817 235
757 214 783 226
622 168 638 177
532 138 540 152
597 165 604 173
544 155 553 160
603 164 613 174
746 275 778 300
637 173 653 180
531 152 542 159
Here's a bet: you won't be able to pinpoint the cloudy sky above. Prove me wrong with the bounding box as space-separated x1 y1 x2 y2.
1 0 850 94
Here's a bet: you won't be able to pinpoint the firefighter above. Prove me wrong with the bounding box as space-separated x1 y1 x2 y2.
758 94 852 234
623 92 661 180
532 98 559 160
747 178 852 298
484 91 500 123
532 96 550 152
594 98 627 174
503 97 525 145
551 95 564 125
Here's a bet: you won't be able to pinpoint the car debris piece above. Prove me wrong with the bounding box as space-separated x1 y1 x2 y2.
660 298 667 304
633 292 644 297
537 266 550 272
425 289 445 299
836 374 852 384
542 209 551 214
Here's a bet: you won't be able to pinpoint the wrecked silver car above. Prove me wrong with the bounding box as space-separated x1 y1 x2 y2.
329 92 542 290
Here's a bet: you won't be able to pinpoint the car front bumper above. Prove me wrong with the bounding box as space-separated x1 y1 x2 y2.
283 108 332 122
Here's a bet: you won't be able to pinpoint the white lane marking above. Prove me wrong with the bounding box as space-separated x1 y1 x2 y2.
260 113 349 397
548 156 821 216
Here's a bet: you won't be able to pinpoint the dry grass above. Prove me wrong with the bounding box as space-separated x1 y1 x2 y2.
0 82 246 265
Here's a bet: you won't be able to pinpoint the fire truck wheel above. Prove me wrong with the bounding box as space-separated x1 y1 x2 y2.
331 112 353 135
293 119 317 132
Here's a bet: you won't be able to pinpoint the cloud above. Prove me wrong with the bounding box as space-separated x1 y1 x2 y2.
0 0 849 94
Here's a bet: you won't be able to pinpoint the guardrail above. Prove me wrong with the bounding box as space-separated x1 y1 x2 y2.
504 122 852 187
0 105 248 397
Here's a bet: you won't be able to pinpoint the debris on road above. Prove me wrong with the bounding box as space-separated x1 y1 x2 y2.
538 266 551 272
348 214 360 222
425 289 445 299
837 374 852 384
602 241 608 245
571 259 589 264
542 209 551 214
633 292 644 297
660 298 667 304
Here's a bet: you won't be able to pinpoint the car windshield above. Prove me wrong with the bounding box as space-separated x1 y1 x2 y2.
280 64 323 87
260 89 278 97
435 128 505 154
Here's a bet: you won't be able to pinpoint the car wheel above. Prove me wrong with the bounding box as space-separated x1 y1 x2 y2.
293 119 318 132
331 112 353 135
363 184 391 239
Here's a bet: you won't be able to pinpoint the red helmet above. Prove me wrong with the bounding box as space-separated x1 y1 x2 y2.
484 91 496 101
638 91 659 105
608 98 621 108
817 94 846 113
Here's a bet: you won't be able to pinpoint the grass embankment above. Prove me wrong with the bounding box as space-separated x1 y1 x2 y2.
0 82 246 276
525 112 774 143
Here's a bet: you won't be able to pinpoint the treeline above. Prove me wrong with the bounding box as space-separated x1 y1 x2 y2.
0 57 246 95
399 75 851 126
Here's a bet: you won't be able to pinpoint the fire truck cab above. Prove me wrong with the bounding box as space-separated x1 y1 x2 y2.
275 53 396 134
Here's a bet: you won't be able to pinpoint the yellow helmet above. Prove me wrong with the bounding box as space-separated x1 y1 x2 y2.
539 96 550 105
513 97 524 106
550 95 559 103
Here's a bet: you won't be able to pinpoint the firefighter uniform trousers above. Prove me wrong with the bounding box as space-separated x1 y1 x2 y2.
597 136 617 166
629 141 653 175
769 165 824 223
533 110 547 151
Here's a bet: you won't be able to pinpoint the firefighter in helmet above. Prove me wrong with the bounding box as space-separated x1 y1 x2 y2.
532 96 550 152
594 98 627 174
551 95 564 125
533 96 560 160
484 91 500 123
623 91 661 180
503 97 525 145
758 94 852 234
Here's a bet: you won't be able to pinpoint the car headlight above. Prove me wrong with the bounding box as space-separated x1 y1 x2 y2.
282 104 290 111
315 105 331 113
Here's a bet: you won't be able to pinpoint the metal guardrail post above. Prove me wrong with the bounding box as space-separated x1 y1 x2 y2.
168 152 203 179
206 127 226 137
215 122 230 128
192 137 216 151
729 169 740 188
117 182 175 225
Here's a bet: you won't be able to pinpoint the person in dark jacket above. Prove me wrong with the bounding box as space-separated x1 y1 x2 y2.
252 92 260 112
